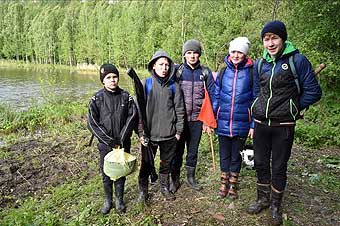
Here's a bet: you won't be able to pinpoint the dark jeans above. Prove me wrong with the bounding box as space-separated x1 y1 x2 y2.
148 137 178 174
172 121 203 170
98 141 131 184
253 122 295 191
218 135 245 173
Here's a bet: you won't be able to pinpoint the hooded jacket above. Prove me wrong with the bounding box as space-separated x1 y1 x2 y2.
142 50 185 141
212 55 254 137
251 41 322 124
88 87 138 147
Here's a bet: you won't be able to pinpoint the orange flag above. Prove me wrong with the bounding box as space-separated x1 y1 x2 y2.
198 88 217 128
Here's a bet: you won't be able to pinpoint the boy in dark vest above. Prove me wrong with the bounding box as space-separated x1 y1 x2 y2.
247 20 322 225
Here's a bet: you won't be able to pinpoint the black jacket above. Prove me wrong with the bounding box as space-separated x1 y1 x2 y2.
87 87 138 147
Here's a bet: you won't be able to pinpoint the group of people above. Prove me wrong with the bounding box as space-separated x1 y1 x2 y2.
87 20 322 225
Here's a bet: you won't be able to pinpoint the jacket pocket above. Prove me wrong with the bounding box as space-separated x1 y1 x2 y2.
289 99 299 120
250 97 258 115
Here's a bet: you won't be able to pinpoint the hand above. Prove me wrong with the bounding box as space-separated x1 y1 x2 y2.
175 134 181 140
248 128 254 139
139 136 149 146
202 124 213 135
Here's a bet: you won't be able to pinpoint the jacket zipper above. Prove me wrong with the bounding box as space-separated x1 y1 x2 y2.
265 62 276 126
230 67 238 136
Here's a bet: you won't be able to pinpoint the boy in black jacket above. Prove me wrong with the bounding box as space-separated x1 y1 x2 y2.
88 64 138 214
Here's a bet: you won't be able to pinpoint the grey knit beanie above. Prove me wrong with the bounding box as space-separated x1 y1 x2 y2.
182 39 202 56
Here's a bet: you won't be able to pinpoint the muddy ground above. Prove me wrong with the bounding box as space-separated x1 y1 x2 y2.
0 136 339 225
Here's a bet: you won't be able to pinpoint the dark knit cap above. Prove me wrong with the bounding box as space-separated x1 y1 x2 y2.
182 39 202 56
261 20 287 42
99 63 119 83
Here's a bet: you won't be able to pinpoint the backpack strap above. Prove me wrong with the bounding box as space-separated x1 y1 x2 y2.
288 54 300 95
145 77 152 98
145 77 176 98
257 58 264 76
218 66 227 90
175 64 184 82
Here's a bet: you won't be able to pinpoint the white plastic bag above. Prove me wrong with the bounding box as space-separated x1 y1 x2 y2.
103 148 137 181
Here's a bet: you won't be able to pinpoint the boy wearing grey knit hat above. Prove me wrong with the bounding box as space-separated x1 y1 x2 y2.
171 39 215 193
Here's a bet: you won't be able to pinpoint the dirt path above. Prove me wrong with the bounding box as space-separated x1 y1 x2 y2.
1 137 339 225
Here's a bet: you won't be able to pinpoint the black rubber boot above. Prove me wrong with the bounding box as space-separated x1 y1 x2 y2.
137 176 149 203
101 181 113 215
169 170 181 193
159 173 176 201
114 177 126 214
270 190 284 225
186 166 202 191
247 184 271 214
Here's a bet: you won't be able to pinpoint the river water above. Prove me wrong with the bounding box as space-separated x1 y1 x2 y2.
0 67 132 111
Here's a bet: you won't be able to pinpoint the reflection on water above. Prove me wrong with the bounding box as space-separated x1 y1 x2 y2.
0 67 132 111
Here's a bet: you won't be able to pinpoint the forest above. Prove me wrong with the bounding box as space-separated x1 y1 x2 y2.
0 0 339 88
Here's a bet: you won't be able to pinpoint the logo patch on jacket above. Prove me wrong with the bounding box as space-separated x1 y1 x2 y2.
281 63 289 70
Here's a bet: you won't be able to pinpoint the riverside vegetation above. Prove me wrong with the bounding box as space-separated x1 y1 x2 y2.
0 77 339 225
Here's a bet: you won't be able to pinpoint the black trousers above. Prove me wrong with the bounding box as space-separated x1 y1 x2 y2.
172 121 203 170
149 137 178 174
253 122 295 191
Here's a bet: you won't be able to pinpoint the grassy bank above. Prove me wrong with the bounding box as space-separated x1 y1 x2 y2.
0 95 339 226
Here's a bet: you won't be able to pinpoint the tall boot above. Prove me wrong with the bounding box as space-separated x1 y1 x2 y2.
228 172 239 200
114 177 126 214
169 170 181 193
137 176 149 203
270 189 284 225
159 173 176 201
101 181 113 214
186 166 202 191
247 183 271 214
218 172 229 198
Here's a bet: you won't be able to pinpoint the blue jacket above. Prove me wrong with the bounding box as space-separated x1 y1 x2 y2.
212 55 254 137
251 41 322 123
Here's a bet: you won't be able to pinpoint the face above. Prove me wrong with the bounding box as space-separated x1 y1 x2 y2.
263 33 284 57
153 57 170 77
103 73 119 91
230 51 245 66
184 51 200 66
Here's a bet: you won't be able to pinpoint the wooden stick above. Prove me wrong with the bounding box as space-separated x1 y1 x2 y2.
315 63 326 75
209 133 216 171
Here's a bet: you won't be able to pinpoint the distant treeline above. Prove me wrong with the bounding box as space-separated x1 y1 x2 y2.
0 0 339 85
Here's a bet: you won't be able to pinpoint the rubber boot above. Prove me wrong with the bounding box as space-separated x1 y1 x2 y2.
270 189 284 225
228 172 239 200
169 170 181 193
218 172 229 198
159 173 176 201
137 176 149 203
247 183 271 214
186 166 202 191
101 181 113 214
114 177 126 214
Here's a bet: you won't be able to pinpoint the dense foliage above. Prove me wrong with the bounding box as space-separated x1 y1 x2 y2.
0 0 339 86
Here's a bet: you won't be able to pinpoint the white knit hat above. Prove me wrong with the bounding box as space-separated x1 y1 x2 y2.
229 37 250 55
